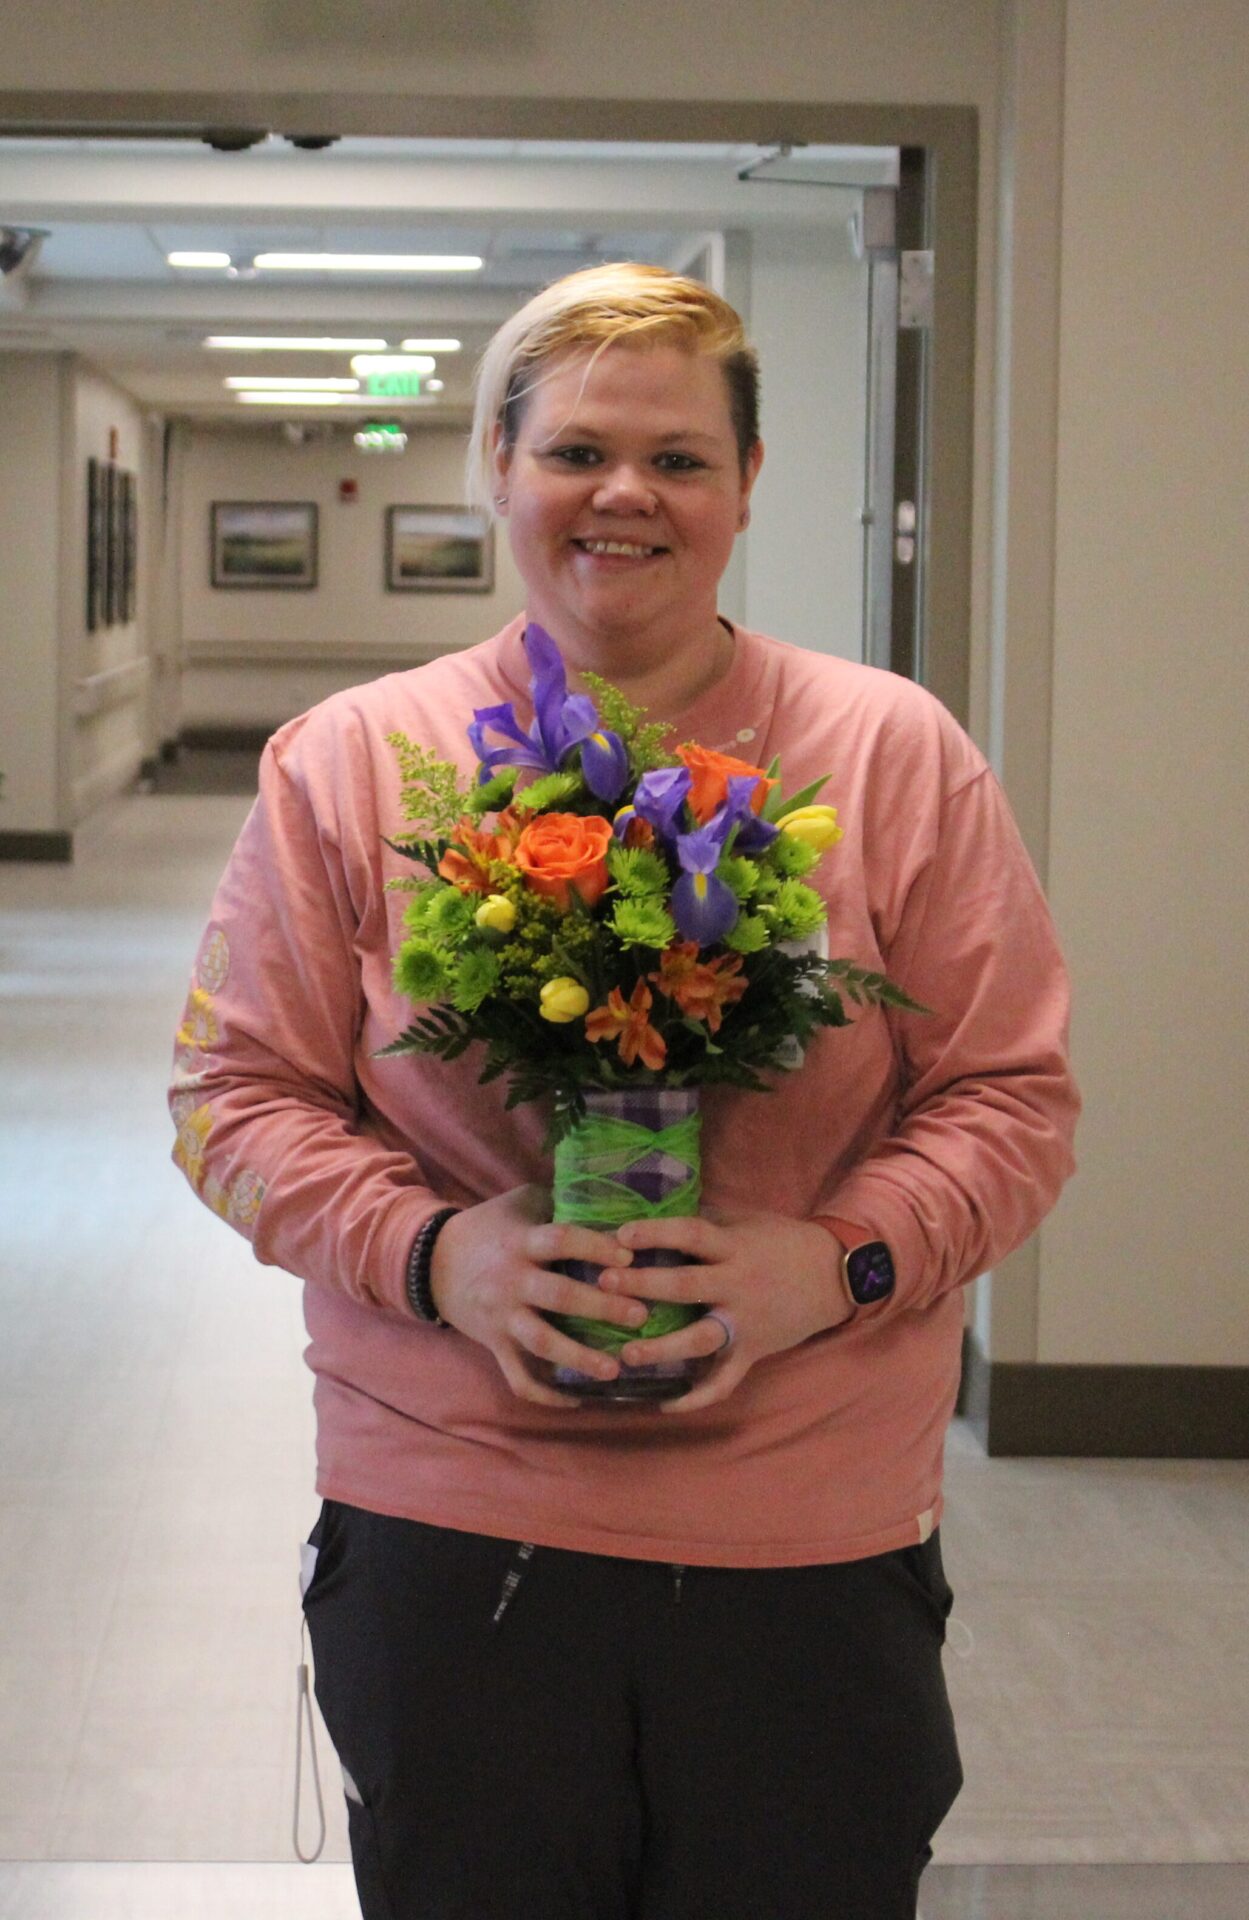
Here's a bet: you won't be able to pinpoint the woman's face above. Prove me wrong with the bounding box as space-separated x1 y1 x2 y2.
493 341 762 659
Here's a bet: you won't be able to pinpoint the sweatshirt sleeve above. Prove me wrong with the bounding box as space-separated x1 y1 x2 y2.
168 731 441 1317
815 763 1081 1317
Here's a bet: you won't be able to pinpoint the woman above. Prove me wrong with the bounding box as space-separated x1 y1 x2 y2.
170 264 1079 1919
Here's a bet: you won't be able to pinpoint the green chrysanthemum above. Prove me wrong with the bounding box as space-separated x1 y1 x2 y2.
716 853 759 902
452 945 501 1013
723 911 771 954
610 898 678 949
608 844 671 898
393 938 452 1003
425 887 478 942
769 832 821 878
767 880 827 941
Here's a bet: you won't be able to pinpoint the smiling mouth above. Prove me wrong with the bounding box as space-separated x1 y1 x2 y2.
572 538 667 558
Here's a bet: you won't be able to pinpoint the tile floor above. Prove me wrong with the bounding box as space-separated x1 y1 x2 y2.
2 780 1248 1916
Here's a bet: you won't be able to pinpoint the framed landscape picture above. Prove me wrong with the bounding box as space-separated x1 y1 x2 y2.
385 505 494 593
86 457 106 632
120 471 138 622
211 501 318 589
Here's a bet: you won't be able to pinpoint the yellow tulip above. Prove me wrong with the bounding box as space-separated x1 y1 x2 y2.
474 893 517 934
539 977 590 1023
776 804 843 853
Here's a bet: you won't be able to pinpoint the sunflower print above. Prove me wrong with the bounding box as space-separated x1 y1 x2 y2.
173 1104 213 1191
197 927 231 993
228 1169 267 1230
177 987 219 1052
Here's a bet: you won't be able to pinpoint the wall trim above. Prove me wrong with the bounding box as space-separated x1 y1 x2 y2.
179 725 275 753
0 829 73 862
959 1332 1249 1459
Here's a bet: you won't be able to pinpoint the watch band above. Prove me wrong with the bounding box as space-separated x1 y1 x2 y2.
405 1207 461 1325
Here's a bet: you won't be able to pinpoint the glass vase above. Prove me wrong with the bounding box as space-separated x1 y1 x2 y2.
544 1085 710 1402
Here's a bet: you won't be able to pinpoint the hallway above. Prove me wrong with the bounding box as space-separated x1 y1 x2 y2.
2 781 1248 1913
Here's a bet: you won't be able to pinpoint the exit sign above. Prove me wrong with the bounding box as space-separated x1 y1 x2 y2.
366 373 423 397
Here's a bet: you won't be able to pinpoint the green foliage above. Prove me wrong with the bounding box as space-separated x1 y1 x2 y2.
760 769 830 823
385 733 470 835
580 672 674 772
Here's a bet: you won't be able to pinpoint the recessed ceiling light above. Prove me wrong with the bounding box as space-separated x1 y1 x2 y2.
225 376 360 390
425 379 445 393
251 253 483 273
204 336 389 351
399 338 462 352
169 251 232 268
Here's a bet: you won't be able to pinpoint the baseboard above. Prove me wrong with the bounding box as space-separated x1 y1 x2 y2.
959 1334 1249 1457
0 829 73 862
179 725 276 753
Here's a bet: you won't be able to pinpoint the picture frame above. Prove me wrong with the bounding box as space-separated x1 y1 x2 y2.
86 457 106 632
211 500 318 590
104 462 121 627
385 505 495 593
120 471 138 622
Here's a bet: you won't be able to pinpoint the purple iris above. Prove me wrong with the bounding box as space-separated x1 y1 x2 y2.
671 819 741 946
718 774 781 856
625 766 693 844
467 623 628 803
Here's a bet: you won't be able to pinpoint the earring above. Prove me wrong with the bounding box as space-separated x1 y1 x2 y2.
494 492 508 507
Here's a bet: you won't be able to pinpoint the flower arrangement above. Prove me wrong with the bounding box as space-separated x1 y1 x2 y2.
381 624 922 1137
381 624 925 1394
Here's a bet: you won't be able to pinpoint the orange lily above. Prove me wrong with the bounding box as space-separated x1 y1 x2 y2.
437 808 522 895
585 980 668 1071
649 941 748 1034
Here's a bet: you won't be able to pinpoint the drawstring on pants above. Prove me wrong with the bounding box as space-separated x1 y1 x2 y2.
671 1564 685 1605
492 1541 536 1627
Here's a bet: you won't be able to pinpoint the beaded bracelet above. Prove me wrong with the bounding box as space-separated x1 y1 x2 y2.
405 1207 461 1325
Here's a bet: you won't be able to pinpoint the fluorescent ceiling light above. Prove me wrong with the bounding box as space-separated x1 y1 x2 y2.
204 336 389 351
251 253 483 273
225 376 360 391
169 251 231 268
350 354 436 376
425 379 445 393
400 338 462 352
236 391 349 406
236 392 437 406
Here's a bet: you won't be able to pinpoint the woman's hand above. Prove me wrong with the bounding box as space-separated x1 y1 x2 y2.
428 1185 652 1407
595 1209 854 1414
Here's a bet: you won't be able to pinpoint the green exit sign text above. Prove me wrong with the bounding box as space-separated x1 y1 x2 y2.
365 373 423 397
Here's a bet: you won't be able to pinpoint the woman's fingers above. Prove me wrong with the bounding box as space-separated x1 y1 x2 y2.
524 1219 634 1272
617 1310 729 1371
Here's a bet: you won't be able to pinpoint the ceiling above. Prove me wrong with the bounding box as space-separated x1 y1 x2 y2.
0 136 898 427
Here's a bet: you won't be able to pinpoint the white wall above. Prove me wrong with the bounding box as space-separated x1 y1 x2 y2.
744 222 868 657
1038 0 1249 1366
178 425 527 728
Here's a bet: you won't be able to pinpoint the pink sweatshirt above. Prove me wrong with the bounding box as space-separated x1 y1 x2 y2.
170 617 1079 1566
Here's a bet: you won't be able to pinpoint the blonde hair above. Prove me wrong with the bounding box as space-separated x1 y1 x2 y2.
465 262 759 514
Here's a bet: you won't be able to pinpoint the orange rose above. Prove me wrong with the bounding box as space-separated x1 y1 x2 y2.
676 742 776 825
513 812 614 912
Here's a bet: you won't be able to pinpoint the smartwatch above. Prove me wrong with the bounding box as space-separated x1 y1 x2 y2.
843 1239 896 1308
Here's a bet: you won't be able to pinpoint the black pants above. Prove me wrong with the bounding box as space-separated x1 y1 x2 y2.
302 1500 962 1920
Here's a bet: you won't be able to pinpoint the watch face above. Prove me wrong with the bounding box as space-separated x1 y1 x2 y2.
846 1240 896 1305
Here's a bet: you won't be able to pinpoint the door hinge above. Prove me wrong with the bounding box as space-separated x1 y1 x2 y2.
899 251 934 330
